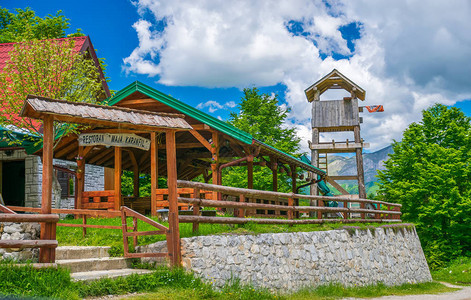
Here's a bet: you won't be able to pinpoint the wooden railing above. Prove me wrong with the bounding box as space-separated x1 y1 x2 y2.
0 205 58 263
121 206 171 259
6 206 175 264
176 180 402 230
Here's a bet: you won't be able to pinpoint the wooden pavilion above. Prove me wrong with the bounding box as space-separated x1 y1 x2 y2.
43 81 326 217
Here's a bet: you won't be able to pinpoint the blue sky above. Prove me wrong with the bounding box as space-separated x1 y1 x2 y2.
2 0 471 152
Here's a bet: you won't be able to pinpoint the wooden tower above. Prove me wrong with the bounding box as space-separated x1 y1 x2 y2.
305 69 369 199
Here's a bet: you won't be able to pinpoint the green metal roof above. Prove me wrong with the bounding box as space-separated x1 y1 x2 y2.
107 81 253 145
107 81 326 176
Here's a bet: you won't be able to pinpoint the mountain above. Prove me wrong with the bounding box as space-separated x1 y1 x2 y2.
326 145 393 195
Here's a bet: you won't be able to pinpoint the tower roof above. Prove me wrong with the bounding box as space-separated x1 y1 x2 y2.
305 69 365 102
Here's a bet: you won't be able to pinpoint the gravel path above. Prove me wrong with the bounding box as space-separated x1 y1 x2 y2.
351 282 471 300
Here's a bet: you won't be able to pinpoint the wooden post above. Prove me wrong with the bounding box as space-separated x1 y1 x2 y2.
354 126 366 218
132 216 138 247
40 115 55 263
290 165 299 219
76 146 85 211
151 133 158 216
288 197 294 220
192 189 200 232
114 147 122 211
271 157 278 192
247 155 254 190
310 128 319 199
82 215 87 237
238 194 245 217
166 130 181 267
211 132 219 200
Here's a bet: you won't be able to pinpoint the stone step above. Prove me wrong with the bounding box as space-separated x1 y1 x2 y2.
56 246 110 260
71 268 153 281
56 257 131 273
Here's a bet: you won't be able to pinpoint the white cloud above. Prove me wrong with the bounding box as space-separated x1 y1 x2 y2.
125 0 471 151
196 100 237 113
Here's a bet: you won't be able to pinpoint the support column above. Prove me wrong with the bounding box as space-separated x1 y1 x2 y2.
76 146 85 210
310 128 319 197
166 130 181 266
114 147 122 211
133 166 139 198
40 115 55 263
271 157 278 192
354 126 366 199
151 133 158 216
247 155 253 190
211 132 219 200
291 165 299 218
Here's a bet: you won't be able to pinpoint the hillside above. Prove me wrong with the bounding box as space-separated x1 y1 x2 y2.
326 145 393 195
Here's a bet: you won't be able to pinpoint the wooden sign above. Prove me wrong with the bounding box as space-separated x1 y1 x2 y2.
78 133 151 151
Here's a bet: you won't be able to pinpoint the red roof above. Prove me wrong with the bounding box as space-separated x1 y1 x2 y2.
0 36 110 97
0 36 111 134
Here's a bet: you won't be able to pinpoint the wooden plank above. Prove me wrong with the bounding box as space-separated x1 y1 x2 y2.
7 206 122 217
354 126 367 205
124 252 168 258
0 240 58 249
0 214 59 223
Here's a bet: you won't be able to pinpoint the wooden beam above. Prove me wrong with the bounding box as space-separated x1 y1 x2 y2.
40 115 55 263
189 130 212 151
271 157 278 192
114 147 122 211
191 124 211 130
329 175 358 181
88 148 113 164
354 126 366 200
325 176 349 195
158 143 205 149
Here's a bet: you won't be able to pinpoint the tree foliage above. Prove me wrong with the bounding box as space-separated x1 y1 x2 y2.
0 7 80 43
0 38 104 145
377 104 471 269
222 88 301 192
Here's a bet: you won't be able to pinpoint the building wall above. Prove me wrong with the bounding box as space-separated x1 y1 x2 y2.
138 225 432 291
0 149 104 209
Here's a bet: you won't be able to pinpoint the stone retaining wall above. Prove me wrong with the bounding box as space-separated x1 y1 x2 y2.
138 225 432 291
0 222 40 261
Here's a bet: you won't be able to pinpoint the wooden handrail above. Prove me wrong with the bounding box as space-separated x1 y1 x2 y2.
0 203 16 214
177 197 402 215
177 180 401 207
120 206 171 260
179 215 401 225
0 213 58 263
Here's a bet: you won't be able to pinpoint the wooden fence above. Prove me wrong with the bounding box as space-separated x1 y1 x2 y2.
176 180 402 231
0 204 58 263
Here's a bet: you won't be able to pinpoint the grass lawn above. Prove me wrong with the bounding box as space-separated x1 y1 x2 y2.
432 256 471 285
0 263 458 300
57 216 399 255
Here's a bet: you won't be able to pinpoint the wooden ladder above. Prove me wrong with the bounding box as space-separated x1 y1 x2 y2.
317 153 328 174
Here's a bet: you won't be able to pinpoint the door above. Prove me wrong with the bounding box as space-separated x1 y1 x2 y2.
2 160 25 206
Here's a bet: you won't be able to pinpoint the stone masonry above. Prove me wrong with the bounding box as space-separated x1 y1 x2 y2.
0 222 40 261
1 149 104 209
138 225 432 291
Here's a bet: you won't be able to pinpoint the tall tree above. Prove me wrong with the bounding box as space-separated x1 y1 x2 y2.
0 38 104 147
222 88 301 192
0 7 80 42
377 104 471 269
